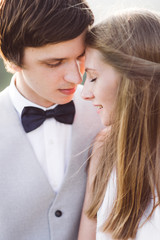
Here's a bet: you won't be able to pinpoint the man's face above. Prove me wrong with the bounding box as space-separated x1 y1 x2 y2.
15 30 86 107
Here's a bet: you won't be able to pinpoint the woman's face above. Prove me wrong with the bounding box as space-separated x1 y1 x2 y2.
82 47 121 126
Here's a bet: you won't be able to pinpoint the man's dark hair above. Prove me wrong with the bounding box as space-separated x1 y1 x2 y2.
0 0 94 67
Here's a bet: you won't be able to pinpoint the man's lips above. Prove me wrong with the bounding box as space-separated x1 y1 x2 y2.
59 87 76 95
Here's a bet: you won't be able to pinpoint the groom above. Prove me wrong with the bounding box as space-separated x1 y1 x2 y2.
0 0 103 239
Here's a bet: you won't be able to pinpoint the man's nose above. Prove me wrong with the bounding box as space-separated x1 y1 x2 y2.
64 61 83 84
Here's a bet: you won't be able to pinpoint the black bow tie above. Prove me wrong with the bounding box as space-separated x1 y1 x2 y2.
21 100 75 133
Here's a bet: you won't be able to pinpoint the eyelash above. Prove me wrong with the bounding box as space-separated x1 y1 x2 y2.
46 62 61 68
90 78 97 82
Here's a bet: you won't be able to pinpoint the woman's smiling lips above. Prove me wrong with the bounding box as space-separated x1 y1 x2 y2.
59 87 77 95
94 104 103 109
94 104 103 113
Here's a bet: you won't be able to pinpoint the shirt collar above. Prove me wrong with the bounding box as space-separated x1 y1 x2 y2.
9 74 58 117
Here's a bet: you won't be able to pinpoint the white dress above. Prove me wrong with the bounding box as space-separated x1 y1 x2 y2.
96 170 160 240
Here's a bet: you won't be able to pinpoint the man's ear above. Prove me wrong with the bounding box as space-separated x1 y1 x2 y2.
10 63 22 72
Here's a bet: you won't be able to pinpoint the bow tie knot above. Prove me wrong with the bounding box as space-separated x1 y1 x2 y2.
45 109 56 118
21 100 75 133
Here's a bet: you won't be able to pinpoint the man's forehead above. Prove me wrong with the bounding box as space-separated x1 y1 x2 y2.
24 31 86 60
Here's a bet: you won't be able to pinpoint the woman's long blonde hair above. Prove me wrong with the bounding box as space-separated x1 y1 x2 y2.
86 9 160 239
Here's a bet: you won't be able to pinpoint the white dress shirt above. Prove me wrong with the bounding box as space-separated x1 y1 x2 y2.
9 74 72 192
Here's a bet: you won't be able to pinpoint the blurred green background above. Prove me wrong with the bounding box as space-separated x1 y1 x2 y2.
0 58 11 91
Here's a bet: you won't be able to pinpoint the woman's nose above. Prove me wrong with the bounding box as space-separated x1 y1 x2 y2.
81 81 94 100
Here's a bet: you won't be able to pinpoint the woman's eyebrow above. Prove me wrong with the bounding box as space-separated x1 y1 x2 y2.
85 67 96 72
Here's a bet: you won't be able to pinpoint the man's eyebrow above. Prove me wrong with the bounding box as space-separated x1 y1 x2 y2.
78 50 85 58
38 51 85 63
38 57 66 63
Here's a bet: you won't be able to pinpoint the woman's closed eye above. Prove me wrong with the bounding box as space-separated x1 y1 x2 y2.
90 77 97 82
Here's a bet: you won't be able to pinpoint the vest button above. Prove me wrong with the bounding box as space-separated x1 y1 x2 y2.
55 210 62 217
